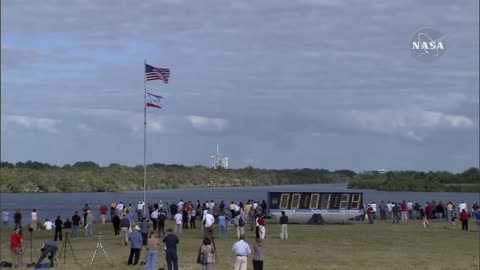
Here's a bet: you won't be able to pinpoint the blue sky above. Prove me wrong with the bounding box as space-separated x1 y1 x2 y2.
1 0 478 172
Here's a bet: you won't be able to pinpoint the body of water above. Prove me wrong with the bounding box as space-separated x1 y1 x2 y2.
1 184 478 225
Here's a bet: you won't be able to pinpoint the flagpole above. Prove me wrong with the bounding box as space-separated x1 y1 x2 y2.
143 59 147 217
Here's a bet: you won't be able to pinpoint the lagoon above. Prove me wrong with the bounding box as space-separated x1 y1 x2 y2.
1 184 478 223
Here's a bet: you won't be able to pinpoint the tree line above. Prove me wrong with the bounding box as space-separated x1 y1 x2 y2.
0 161 478 192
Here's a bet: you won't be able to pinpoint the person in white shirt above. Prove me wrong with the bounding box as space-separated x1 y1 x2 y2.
116 202 124 215
151 209 159 231
177 200 184 211
202 212 215 239
136 201 145 221
174 212 182 234
43 218 54 230
31 209 38 231
407 200 414 219
370 202 377 220
458 201 467 213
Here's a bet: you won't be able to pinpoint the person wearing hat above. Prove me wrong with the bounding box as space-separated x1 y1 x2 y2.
10 228 23 268
127 225 143 265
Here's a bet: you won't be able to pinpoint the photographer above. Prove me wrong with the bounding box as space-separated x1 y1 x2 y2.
35 240 58 268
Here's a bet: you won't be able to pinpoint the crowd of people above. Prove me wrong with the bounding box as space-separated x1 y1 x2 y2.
4 199 275 270
363 200 480 230
3 198 479 269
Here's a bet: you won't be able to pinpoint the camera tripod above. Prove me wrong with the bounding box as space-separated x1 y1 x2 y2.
57 232 77 264
21 229 36 264
90 233 111 266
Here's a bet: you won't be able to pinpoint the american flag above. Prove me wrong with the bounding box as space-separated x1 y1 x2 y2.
145 64 170 83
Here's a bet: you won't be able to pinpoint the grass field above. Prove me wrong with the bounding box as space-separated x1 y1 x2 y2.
1 219 479 270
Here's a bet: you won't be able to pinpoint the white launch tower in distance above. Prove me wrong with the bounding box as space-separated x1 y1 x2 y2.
210 144 229 169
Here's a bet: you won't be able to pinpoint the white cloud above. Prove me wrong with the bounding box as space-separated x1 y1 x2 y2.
5 115 62 134
345 109 475 141
77 123 92 132
186 115 227 132
418 111 474 128
127 115 165 137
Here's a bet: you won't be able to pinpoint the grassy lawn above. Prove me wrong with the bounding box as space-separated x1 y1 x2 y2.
1 219 478 270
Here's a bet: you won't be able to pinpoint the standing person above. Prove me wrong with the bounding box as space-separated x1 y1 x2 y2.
279 211 288 240
71 211 81 239
379 201 387 221
163 228 180 270
420 208 430 228
2 209 10 226
158 211 167 237
367 205 374 224
54 216 63 241
140 217 150 246
202 212 215 240
474 209 480 232
110 201 117 221
151 208 159 231
99 204 108 224
116 202 125 216
407 200 414 219
232 234 251 270
218 212 227 239
137 201 145 222
401 201 408 221
234 210 247 239
257 213 266 240
112 213 120 235
145 231 159 270
31 209 38 231
170 203 178 220
10 228 23 268
190 207 197 229
82 204 91 225
85 210 94 237
459 209 469 231
182 205 190 230
392 203 401 224
197 238 216 270
14 209 22 229
174 211 182 234
120 214 131 246
128 225 143 266
252 238 265 270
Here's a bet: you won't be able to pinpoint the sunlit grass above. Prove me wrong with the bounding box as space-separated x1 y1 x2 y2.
1 219 478 270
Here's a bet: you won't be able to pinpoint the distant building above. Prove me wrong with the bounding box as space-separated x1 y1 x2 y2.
210 144 229 169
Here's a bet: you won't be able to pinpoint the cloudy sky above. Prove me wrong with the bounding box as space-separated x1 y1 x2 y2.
1 0 478 172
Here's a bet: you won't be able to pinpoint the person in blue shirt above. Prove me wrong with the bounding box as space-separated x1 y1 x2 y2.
127 225 143 265
163 228 179 270
232 234 251 270
218 212 227 239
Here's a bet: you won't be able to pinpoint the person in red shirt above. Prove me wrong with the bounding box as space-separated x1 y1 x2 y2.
10 228 23 268
459 209 469 231
99 204 108 224
401 201 408 221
